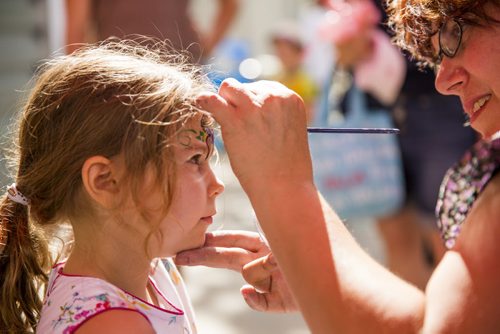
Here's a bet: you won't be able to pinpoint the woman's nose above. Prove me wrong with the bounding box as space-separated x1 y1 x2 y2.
434 57 468 96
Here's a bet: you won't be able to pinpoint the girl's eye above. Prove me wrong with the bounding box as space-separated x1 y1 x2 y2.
188 154 203 165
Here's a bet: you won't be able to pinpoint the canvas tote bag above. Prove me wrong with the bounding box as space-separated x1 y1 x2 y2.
309 80 405 220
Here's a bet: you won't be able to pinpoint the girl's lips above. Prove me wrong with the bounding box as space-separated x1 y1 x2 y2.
200 216 213 224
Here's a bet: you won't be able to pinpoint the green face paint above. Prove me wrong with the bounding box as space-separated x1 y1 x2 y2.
193 129 209 143
203 127 214 146
180 128 212 144
178 127 214 158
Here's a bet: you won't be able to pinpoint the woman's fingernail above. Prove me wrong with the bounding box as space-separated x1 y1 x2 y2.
196 93 216 106
266 253 277 266
241 289 256 307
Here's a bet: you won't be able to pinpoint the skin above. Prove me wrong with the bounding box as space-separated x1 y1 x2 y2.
63 121 224 332
177 230 298 312
200 0 240 57
65 0 239 56
180 80 425 333
155 128 225 256
75 310 155 334
175 6 500 331
433 5 500 138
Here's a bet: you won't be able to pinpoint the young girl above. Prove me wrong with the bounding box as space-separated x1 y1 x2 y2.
0 40 224 333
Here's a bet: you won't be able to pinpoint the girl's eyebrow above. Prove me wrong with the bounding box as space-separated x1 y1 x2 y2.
178 129 206 146
177 128 214 159
188 140 209 152
182 136 210 156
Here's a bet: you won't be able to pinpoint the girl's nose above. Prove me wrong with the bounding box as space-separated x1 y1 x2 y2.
209 172 225 197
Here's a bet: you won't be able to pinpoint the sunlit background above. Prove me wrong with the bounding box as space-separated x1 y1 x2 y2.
0 1 385 333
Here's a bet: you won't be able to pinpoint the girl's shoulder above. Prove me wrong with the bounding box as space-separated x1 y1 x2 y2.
37 261 189 334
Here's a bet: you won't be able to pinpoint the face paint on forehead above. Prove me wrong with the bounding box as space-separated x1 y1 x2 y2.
179 128 212 145
177 127 215 158
203 127 214 146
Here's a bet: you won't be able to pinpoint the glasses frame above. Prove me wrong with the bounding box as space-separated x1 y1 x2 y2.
437 18 464 63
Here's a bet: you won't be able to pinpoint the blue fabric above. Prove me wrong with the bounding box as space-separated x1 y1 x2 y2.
309 84 405 220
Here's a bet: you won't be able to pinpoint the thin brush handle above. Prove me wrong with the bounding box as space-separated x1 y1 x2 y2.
307 127 399 134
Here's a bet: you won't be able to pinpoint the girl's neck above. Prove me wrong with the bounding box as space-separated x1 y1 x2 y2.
63 235 153 301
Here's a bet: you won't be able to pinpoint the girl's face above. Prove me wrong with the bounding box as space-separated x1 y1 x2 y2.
434 4 500 139
137 121 224 258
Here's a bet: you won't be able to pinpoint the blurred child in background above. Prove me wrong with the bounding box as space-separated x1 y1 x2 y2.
270 21 319 124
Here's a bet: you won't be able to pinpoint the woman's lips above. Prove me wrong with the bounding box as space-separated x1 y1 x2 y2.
464 94 491 124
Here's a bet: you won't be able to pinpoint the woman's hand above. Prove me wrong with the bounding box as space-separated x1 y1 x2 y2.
197 79 314 195
175 230 269 271
175 230 298 312
241 252 299 313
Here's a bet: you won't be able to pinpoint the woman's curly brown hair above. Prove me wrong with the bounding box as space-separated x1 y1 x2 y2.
385 0 500 67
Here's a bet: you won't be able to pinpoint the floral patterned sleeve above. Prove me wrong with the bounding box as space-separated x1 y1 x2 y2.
436 135 500 249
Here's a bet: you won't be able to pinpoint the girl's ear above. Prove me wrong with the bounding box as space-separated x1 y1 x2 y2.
81 155 122 208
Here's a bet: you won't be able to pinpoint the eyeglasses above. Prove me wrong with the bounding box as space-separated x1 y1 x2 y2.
435 18 464 63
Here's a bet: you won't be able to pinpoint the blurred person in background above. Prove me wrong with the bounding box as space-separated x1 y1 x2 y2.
298 0 335 92
269 20 319 124
320 0 406 106
65 0 239 62
321 0 477 289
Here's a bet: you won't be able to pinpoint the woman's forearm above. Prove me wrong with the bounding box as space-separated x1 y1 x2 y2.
250 181 425 333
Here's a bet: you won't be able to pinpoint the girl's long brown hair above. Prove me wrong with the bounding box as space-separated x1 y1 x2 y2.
0 39 215 332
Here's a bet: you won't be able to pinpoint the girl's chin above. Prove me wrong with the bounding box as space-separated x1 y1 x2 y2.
171 239 207 256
